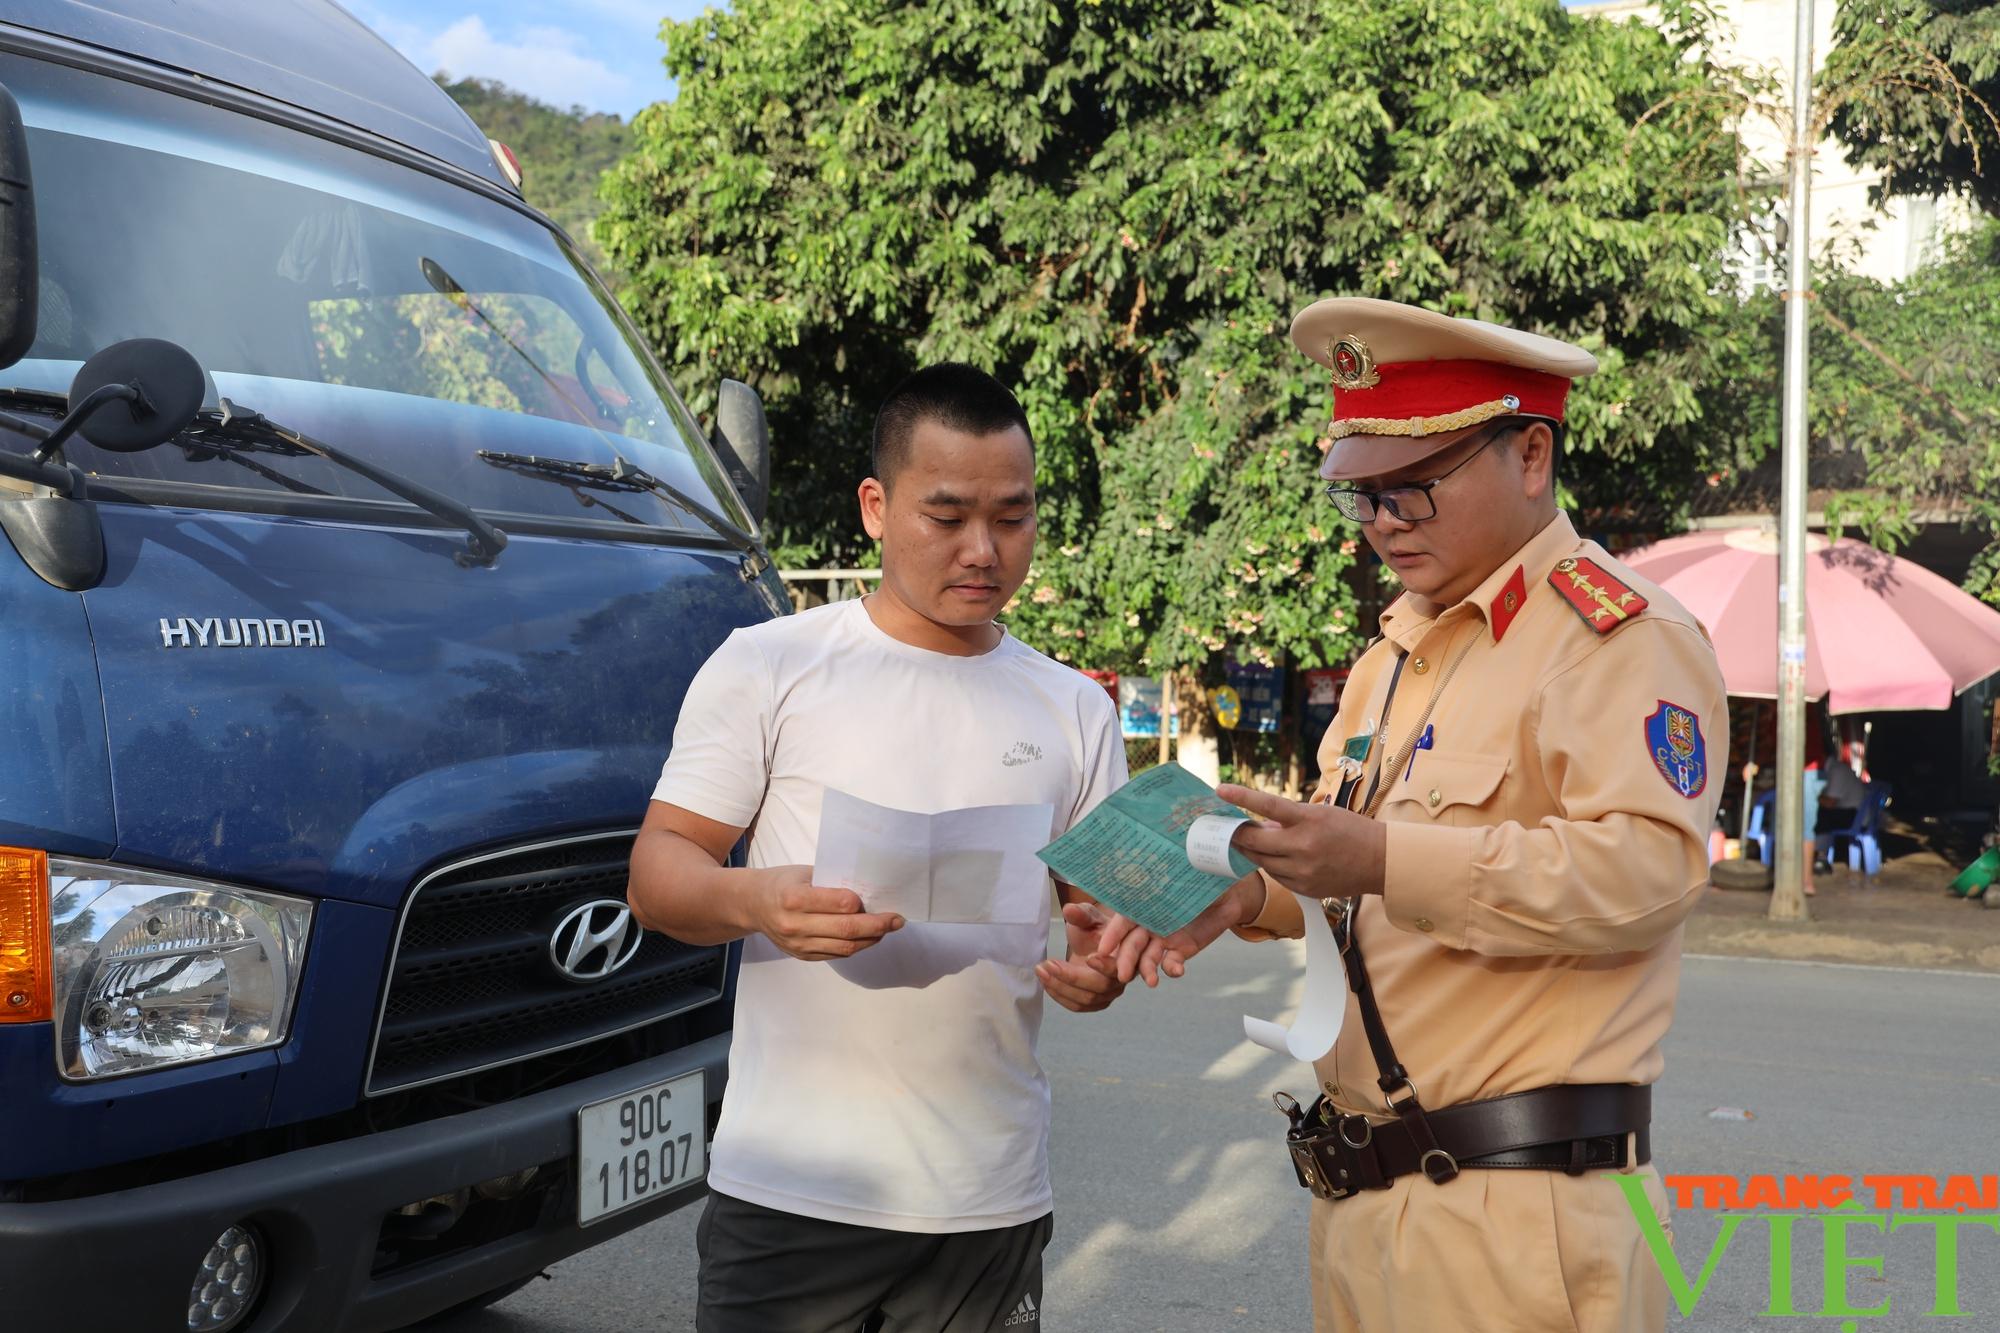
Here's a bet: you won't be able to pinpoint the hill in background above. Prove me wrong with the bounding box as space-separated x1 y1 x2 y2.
438 76 629 283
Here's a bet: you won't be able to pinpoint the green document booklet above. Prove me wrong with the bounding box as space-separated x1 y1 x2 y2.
1036 762 1255 937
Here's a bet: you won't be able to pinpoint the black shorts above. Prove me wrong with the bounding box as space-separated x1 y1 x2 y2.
694 1189 1053 1333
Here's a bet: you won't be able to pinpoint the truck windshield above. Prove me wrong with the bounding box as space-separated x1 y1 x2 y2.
0 56 744 536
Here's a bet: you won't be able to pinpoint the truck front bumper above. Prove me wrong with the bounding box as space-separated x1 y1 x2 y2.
0 1034 729 1332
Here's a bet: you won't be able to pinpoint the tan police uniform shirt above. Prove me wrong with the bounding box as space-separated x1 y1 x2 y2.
1242 512 1727 1118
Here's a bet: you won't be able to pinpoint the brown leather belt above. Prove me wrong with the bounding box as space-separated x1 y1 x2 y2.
1278 1083 1652 1201
1274 893 1653 1201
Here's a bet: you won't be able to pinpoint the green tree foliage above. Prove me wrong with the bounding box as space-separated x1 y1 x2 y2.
1825 0 2000 215
439 77 629 278
1783 2 2000 595
599 0 1753 671
312 291 586 418
1807 220 2000 598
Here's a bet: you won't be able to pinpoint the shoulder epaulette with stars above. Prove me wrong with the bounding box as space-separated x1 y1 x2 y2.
1548 556 1648 635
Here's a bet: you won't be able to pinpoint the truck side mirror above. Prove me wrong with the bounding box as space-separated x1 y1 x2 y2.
66 338 206 452
713 379 771 529
13 337 206 467
0 83 38 372
0 338 203 593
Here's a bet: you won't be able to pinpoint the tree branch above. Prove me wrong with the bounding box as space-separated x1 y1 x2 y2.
1816 303 1975 429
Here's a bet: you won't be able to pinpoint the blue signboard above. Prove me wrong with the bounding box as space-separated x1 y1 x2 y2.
1225 661 1285 733
1118 675 1179 738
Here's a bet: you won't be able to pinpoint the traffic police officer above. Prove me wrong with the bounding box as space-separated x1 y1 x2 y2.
1123 297 1727 1331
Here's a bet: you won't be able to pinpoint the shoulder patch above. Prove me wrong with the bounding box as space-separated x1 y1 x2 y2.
1548 557 1648 635
1646 701 1707 798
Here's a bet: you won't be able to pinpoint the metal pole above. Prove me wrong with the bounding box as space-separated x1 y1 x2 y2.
1771 0 1815 922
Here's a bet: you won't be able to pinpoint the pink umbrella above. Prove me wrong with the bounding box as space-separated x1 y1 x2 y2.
1621 528 2000 714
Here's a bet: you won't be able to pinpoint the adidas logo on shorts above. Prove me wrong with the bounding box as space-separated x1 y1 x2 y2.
1003 1293 1039 1326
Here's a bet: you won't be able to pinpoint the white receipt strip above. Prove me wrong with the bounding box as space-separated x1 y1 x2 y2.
1184 814 1250 877
1242 889 1347 1061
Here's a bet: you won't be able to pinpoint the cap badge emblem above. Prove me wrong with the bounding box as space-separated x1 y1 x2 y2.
1327 334 1380 390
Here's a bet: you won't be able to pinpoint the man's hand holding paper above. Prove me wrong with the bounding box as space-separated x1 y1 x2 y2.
748 864 906 962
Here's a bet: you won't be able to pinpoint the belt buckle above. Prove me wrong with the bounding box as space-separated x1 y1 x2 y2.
1280 1091 1370 1201
1287 1130 1360 1201
1288 1140 1333 1199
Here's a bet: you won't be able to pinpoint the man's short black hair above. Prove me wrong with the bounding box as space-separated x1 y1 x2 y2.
872 362 1034 486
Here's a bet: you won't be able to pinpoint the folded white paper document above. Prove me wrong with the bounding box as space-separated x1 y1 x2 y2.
813 788 1056 925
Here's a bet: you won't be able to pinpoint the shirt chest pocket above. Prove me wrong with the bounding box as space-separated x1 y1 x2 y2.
1383 753 1509 825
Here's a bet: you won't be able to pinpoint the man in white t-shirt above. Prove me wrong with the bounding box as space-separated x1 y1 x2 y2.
628 363 1153 1333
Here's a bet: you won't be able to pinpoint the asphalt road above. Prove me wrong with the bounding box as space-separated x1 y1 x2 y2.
434 938 2000 1333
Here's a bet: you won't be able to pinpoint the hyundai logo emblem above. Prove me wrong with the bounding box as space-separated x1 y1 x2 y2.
548 899 643 983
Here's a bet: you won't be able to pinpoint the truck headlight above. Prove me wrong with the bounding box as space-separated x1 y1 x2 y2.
48 859 312 1081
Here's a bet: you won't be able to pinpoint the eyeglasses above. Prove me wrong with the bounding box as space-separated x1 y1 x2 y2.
1322 426 1512 524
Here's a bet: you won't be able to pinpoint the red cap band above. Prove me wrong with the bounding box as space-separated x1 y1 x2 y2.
1333 359 1571 435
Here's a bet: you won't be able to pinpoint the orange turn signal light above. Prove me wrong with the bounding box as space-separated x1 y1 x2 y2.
0 846 51 1022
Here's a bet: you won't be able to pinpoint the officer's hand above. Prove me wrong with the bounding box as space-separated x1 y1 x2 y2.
1037 903 1135 1012
747 865 905 962
1219 784 1388 902
1064 898 1170 987
1091 872 1264 982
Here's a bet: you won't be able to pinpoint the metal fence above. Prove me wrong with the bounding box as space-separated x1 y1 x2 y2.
779 568 880 609
1124 736 1174 777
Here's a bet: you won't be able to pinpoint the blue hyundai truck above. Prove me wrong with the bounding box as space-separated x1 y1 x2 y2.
0 3 781 1329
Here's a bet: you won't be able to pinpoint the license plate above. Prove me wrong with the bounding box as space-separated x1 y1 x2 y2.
576 1070 706 1226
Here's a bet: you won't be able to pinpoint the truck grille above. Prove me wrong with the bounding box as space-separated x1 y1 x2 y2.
366 831 727 1095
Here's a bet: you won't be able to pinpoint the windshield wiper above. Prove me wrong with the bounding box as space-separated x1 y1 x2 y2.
0 386 71 418
192 399 508 565
0 389 93 494
477 449 768 578
3 387 327 501
172 426 339 498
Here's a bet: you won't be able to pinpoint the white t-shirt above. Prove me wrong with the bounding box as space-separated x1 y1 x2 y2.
652 599 1127 1232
